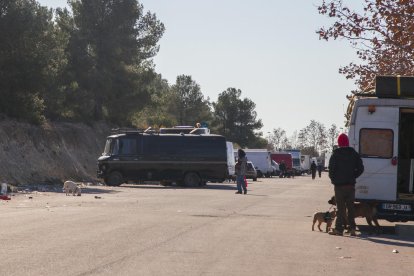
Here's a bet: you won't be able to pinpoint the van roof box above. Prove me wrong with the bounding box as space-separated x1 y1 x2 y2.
376 75 414 98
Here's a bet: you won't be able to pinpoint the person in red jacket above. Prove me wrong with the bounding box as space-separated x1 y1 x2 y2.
328 133 364 236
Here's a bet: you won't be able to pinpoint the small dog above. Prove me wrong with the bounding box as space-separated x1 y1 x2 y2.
63 181 81 196
328 196 380 233
312 209 337 232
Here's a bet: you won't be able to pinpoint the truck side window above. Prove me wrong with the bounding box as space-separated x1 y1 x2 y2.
359 128 393 158
118 137 138 155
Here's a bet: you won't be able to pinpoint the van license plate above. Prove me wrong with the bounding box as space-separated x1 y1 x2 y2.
382 203 411 211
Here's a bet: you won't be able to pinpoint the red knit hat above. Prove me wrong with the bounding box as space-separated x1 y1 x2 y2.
337 133 349 147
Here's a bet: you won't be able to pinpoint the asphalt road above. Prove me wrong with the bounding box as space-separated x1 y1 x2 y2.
1 174 414 276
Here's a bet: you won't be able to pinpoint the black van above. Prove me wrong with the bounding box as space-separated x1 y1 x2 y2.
97 131 228 186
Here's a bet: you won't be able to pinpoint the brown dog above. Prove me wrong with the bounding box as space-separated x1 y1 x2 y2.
312 209 337 232
328 196 380 233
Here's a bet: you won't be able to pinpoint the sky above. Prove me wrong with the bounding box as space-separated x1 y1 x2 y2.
38 0 357 137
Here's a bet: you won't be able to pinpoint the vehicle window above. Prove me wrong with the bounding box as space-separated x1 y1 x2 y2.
359 128 393 158
102 139 112 156
247 163 253 170
155 136 182 155
117 137 138 155
181 136 225 158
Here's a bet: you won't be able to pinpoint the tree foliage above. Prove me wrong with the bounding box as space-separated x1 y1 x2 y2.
268 122 338 156
131 73 177 129
169 75 212 126
317 1 414 123
268 128 287 151
318 0 414 90
0 0 56 123
0 0 165 125
64 0 165 124
298 120 327 156
212 88 263 148
326 124 340 152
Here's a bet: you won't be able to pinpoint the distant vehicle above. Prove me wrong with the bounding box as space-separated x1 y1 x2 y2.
226 142 236 179
245 161 258 181
97 129 227 187
300 155 311 174
242 149 274 178
271 160 280 176
285 149 302 175
324 153 332 170
271 152 293 170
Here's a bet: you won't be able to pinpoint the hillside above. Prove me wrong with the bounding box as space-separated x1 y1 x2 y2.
0 120 111 185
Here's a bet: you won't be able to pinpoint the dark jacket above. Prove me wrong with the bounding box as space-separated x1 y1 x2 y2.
328 147 364 186
310 162 317 172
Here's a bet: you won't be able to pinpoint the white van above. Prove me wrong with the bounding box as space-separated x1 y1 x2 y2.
226 142 235 179
243 149 273 178
300 155 310 174
348 75 414 222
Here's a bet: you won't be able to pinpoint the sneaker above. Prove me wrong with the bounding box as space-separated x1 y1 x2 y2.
328 229 343 236
243 190 247 194
235 191 242 194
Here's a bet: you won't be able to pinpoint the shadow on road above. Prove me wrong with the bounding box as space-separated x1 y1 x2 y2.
357 225 414 247
82 187 120 194
120 183 238 191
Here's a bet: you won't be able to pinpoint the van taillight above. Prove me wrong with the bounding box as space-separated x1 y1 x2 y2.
391 157 397 166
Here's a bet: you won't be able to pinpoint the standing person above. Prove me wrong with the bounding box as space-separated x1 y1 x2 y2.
310 161 317 180
328 133 364 236
317 163 323 178
235 149 248 194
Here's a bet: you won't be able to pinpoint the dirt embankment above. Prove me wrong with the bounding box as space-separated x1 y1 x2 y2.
0 120 111 185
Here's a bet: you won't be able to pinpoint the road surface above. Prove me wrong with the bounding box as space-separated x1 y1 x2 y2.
1 174 413 275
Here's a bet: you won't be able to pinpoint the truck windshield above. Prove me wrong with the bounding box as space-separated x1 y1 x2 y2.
102 139 113 156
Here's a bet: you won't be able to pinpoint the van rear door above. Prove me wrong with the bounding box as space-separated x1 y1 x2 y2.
226 142 235 177
353 106 399 201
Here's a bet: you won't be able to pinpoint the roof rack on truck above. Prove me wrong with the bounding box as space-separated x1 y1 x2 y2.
110 127 156 135
159 126 210 135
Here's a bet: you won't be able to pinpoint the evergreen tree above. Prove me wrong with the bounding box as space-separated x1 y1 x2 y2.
0 0 56 123
213 88 263 147
65 0 164 124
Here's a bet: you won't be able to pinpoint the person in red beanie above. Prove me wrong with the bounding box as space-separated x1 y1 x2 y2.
328 133 364 236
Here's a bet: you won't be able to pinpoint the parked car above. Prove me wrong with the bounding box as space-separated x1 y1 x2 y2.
246 161 258 181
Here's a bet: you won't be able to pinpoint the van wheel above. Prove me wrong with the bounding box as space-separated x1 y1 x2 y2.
106 171 123 186
253 177 257 181
184 172 201 187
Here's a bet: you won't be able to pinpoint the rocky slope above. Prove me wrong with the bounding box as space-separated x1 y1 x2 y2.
0 120 111 185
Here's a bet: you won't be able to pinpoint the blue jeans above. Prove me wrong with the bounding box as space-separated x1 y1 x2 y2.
236 175 247 193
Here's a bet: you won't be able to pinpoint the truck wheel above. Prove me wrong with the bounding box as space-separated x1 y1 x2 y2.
184 172 201 187
106 171 123 186
253 177 257 181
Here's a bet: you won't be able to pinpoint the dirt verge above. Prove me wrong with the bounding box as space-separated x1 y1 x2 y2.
0 119 111 185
